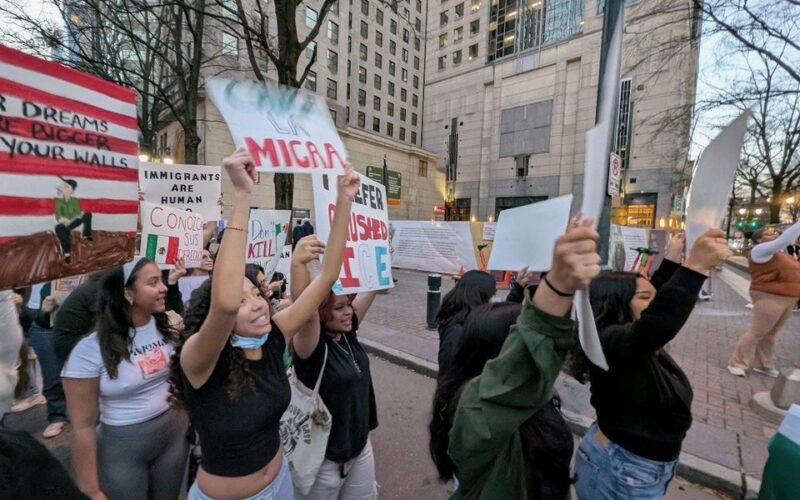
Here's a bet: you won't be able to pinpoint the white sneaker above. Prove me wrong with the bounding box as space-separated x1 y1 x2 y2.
727 366 747 377
698 291 712 301
753 367 780 378
10 393 46 413
42 421 66 439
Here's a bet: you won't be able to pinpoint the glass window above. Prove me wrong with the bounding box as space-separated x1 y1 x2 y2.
360 20 368 38
418 160 428 176
360 43 368 61
375 52 383 68
439 33 447 48
348 35 351 52
403 29 410 43
221 32 238 57
347 59 351 75
374 73 382 89
389 61 396 75
414 56 420 69
358 66 367 83
305 7 318 28
412 94 419 107
358 111 365 128
400 108 407 121
305 70 317 91
376 8 384 24
415 37 421 51
413 75 419 88
415 18 422 31
411 131 417 144
402 68 408 82
347 83 350 98
373 117 380 132
328 50 338 73
306 40 316 60
331 0 339 15
412 112 418 125
399 127 406 140
454 26 463 42
361 0 369 15
388 102 395 116
440 11 448 26
387 122 394 136
327 79 337 99
471 0 481 12
389 82 395 95
391 19 397 34
469 43 478 59
327 20 339 43
438 55 447 70
376 31 384 47
348 11 352 28
374 95 381 111
390 41 397 55
358 89 366 105
470 19 479 35
401 88 407 102
403 7 410 19
417 0 422 12
455 2 464 18
453 49 462 64
402 48 409 62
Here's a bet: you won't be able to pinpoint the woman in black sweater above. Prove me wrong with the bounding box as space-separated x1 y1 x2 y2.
573 229 731 499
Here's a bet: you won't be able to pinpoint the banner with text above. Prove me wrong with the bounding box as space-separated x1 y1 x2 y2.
140 202 204 269
390 221 477 275
0 44 139 290
207 78 347 175
139 162 222 221
246 209 291 281
313 172 393 294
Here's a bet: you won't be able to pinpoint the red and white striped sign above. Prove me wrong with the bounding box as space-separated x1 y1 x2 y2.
0 44 139 289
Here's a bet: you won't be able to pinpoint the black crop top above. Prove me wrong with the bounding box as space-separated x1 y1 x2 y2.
182 322 290 477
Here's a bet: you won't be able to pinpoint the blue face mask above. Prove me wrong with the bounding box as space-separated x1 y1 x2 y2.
230 333 269 349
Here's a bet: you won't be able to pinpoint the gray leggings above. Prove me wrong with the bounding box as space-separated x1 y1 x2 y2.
97 408 190 500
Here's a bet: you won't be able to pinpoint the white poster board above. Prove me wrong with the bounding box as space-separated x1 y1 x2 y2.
274 245 292 288
140 202 204 269
390 221 477 275
139 163 222 221
685 111 751 249
312 172 393 294
246 209 291 281
207 78 347 175
482 223 497 241
487 195 572 272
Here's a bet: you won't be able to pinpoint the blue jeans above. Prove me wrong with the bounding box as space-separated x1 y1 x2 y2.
189 458 294 500
26 323 67 423
574 422 678 500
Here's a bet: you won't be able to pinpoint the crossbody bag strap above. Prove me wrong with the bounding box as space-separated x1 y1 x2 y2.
310 344 328 399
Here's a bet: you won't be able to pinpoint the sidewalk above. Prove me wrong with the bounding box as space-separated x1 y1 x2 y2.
360 266 800 498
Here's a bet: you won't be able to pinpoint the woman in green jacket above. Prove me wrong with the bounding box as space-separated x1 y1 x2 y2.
429 221 601 499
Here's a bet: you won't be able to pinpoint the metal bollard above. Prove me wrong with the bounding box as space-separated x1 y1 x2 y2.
426 274 442 330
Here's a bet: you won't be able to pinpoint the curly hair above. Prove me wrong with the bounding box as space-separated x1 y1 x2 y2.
169 266 266 406
97 259 179 379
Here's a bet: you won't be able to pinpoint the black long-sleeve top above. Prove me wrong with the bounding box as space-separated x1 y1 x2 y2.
588 259 706 462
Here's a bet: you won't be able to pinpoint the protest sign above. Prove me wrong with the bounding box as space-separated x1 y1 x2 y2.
207 78 347 175
487 195 572 272
0 44 138 290
246 209 291 281
274 245 292 288
685 111 751 249
51 275 85 304
482 223 496 241
390 221 477 275
313 172 393 294
139 162 222 221
140 202 204 269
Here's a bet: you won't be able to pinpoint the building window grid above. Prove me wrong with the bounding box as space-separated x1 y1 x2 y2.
358 111 366 128
389 61 396 76
305 70 317 91
376 8 384 24
358 66 367 83
327 50 338 73
327 20 339 42
388 102 395 116
376 31 384 47
440 11 449 26
469 43 479 59
305 7 318 28
358 89 366 105
455 2 464 19
373 117 380 132
489 0 584 62
360 20 369 38
374 74 382 89
375 52 383 68
360 43 368 61
411 131 417 144
470 19 480 35
374 95 381 111
453 49 462 64
455 26 464 42
327 78 338 99
387 122 394 136
418 160 428 177
615 78 633 170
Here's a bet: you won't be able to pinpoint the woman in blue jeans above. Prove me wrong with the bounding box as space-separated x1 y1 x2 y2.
572 230 730 499
26 282 68 438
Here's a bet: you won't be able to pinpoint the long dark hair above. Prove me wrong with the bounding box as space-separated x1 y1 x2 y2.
429 302 521 481
435 270 496 330
565 271 640 382
96 258 179 379
169 267 265 406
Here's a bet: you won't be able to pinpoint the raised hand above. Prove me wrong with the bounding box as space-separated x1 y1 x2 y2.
292 235 326 266
664 231 686 263
221 147 256 195
168 258 188 285
337 164 361 202
546 219 601 294
515 266 538 287
684 229 731 275
41 296 57 313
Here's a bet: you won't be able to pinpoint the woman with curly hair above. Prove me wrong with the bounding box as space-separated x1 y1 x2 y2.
169 149 361 500
61 255 188 500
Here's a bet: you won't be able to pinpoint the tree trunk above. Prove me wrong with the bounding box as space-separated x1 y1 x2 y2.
274 173 294 210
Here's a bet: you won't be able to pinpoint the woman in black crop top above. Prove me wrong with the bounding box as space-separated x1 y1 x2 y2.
572 230 731 500
168 149 362 500
291 269 380 499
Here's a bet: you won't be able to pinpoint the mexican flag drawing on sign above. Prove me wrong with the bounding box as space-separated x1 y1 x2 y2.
145 234 180 265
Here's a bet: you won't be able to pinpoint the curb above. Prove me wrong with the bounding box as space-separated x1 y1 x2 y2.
362 338 761 500
725 258 749 275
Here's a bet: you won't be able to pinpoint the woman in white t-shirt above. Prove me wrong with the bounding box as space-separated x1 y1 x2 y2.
62 257 189 500
179 249 213 306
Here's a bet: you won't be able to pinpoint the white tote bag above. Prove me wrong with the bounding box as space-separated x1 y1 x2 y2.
280 345 332 495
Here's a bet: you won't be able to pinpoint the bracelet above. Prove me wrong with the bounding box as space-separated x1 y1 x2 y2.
225 226 247 232
543 275 574 297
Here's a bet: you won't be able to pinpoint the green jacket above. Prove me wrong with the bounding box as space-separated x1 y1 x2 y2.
55 197 81 221
447 294 576 500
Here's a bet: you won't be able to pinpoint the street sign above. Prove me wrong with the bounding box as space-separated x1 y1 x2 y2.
366 165 402 206
607 153 621 197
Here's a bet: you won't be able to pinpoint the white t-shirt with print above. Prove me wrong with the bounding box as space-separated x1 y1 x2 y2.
61 317 173 426
178 275 209 305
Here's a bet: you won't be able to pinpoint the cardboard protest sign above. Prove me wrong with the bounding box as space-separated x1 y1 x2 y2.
246 209 291 281
313 172 393 294
139 162 222 221
207 78 347 175
685 111 751 249
487 195 573 272
390 221 477 275
140 202 204 269
0 44 139 290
